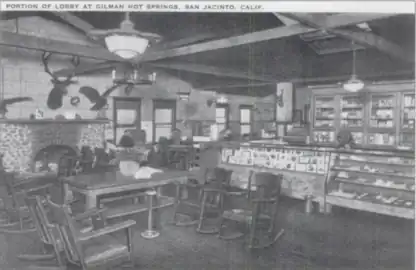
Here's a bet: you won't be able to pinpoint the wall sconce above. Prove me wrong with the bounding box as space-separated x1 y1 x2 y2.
177 91 190 101
216 96 228 104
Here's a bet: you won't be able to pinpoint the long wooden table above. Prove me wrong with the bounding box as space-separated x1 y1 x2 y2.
61 170 193 210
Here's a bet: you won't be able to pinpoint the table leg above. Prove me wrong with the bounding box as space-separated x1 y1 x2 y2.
84 192 97 211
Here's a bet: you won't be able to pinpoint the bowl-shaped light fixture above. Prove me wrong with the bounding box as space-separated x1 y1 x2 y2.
89 12 162 60
343 41 365 92
105 35 149 59
343 74 365 92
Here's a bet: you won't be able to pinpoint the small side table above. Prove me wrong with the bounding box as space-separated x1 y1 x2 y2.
141 189 160 239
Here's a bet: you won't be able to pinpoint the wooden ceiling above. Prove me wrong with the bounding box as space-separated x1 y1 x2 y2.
1 11 414 96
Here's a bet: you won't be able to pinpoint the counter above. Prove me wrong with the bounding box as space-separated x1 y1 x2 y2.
218 140 332 212
217 140 415 217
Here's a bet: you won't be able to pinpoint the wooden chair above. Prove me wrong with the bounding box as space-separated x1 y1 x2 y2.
218 172 285 249
171 167 232 230
0 171 52 229
46 197 136 270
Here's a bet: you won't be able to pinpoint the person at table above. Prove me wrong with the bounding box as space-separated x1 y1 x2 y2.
146 141 168 168
169 128 182 145
118 130 135 148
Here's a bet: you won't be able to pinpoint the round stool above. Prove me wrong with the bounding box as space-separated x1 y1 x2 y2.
141 189 160 239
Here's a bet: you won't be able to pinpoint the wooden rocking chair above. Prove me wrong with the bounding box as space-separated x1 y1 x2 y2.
46 197 136 269
218 172 285 249
171 167 232 230
22 195 108 263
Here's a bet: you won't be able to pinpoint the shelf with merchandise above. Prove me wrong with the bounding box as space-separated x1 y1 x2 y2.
369 94 395 129
325 150 415 219
340 96 364 128
314 96 336 129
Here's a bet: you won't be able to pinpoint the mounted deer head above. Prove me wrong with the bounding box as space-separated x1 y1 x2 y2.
41 52 80 110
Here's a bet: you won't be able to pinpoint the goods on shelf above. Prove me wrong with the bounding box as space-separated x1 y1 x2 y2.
221 145 330 174
368 133 395 146
326 150 415 219
340 96 364 128
313 131 335 143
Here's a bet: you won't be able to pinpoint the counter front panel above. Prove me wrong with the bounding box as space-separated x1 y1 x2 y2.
219 143 333 210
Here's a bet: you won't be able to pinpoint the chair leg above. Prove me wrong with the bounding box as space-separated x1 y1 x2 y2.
171 184 182 224
247 204 260 249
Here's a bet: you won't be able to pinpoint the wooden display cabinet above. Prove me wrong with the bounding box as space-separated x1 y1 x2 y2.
326 149 415 219
310 81 415 149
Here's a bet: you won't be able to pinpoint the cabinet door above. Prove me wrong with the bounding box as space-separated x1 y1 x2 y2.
369 94 396 129
401 92 415 130
399 92 415 149
340 95 365 129
312 96 336 143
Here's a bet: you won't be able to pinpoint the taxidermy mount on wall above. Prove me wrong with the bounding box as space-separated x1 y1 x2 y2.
0 97 33 119
79 84 122 111
41 52 80 110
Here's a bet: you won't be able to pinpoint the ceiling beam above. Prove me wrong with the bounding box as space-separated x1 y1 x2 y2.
153 32 217 50
53 62 119 77
0 31 124 62
273 13 299 26
199 70 414 90
50 12 95 33
148 62 275 81
283 13 412 62
140 13 395 62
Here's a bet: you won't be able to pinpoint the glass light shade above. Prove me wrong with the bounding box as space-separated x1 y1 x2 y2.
217 96 228 104
343 75 365 92
105 34 149 59
177 92 190 101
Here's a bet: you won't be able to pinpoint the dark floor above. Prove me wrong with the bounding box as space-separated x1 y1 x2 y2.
0 191 414 270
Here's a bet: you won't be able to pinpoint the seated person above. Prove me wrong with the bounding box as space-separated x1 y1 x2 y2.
169 128 182 145
219 128 233 141
147 142 168 168
136 129 147 145
118 130 135 148
336 130 356 149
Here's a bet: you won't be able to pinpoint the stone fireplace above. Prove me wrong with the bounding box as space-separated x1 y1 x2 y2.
0 119 108 172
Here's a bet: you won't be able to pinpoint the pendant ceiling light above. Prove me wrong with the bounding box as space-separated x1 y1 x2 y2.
343 41 364 92
89 12 162 59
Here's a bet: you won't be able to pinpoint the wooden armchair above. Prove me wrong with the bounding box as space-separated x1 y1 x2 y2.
46 197 136 269
218 172 285 249
171 167 232 230
22 195 109 263
0 171 52 229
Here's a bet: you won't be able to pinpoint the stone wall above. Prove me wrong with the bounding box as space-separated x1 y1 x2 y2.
0 120 106 172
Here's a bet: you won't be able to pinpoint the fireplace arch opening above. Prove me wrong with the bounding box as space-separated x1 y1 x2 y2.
33 145 78 172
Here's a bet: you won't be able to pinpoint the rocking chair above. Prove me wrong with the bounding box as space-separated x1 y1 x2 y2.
171 167 232 230
218 172 285 249
46 197 136 269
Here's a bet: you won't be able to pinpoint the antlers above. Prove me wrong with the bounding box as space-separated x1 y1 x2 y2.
41 52 80 84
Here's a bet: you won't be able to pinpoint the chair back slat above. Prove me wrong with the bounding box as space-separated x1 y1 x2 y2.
205 167 232 187
25 196 49 243
45 197 81 263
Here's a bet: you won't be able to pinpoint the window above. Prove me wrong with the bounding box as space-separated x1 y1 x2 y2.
240 105 253 135
215 104 229 133
153 100 176 142
113 97 141 144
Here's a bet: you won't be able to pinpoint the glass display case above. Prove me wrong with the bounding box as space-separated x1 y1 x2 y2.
340 95 364 128
311 86 415 149
367 132 395 146
314 96 335 128
369 94 395 129
402 93 415 130
326 150 415 219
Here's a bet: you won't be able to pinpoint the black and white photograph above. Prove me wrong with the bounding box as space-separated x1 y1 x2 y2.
0 1 414 269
